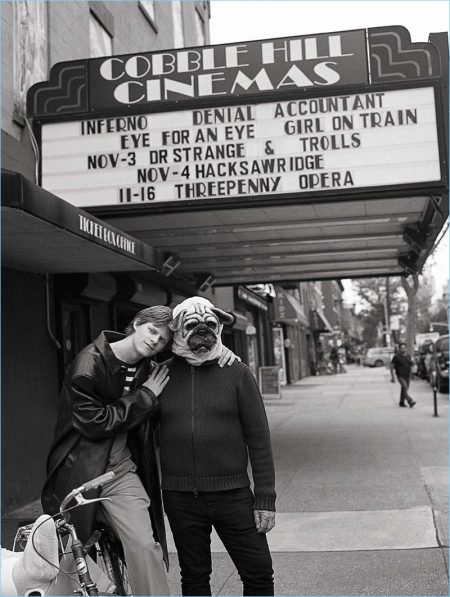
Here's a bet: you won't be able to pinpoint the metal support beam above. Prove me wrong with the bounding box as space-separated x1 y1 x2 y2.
162 253 182 276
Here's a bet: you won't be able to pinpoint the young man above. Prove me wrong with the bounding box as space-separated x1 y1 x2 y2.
159 297 276 596
41 305 236 596
390 342 417 408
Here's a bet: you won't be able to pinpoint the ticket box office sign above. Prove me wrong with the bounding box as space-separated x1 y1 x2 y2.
27 26 447 209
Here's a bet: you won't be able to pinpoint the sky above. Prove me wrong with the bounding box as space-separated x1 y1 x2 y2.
210 1 449 44
210 0 449 301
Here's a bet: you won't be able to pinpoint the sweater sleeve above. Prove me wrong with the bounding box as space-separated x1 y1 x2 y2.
237 365 276 511
68 362 159 440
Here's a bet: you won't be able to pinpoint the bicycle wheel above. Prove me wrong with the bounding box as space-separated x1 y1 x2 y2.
96 531 132 596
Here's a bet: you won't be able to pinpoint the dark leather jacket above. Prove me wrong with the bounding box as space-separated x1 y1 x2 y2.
41 331 168 567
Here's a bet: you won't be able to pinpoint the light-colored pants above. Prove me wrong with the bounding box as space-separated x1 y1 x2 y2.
100 468 170 596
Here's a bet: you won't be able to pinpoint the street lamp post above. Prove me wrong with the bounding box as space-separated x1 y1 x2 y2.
381 279 391 347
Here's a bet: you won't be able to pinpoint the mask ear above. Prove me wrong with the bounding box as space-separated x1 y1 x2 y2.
211 308 235 326
169 312 184 332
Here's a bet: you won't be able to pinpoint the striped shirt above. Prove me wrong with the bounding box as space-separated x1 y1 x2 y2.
106 364 137 472
122 365 137 395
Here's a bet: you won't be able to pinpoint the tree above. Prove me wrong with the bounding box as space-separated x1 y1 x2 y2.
352 277 406 346
352 270 437 353
415 264 437 334
401 274 419 354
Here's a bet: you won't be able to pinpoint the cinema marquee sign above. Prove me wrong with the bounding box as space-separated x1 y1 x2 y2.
28 26 445 208
29 29 369 116
40 87 441 206
90 30 367 107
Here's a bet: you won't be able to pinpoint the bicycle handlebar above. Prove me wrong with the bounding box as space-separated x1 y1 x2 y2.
60 471 116 514
81 471 115 493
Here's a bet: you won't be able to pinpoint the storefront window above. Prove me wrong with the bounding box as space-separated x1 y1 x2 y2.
139 0 157 30
139 0 155 21
195 7 206 45
246 334 259 379
90 12 112 58
172 0 185 48
272 327 287 384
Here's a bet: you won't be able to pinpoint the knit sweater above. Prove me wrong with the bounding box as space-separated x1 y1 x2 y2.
159 356 276 511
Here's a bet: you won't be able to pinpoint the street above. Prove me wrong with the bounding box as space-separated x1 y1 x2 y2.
166 364 449 596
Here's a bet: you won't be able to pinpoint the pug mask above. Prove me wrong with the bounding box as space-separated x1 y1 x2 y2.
170 297 234 366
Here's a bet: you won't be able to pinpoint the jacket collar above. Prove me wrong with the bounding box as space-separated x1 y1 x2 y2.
172 354 220 369
93 331 127 375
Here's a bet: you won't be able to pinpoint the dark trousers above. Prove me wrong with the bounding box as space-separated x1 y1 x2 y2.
398 376 413 405
163 487 274 596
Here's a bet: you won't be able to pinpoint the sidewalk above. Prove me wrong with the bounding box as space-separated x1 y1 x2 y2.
166 365 449 596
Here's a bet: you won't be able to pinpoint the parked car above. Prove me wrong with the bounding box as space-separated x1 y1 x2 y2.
363 346 395 367
429 334 449 393
417 341 435 380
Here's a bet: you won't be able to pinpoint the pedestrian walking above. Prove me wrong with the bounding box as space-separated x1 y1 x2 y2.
337 341 347 373
390 342 416 408
159 296 276 596
317 343 328 375
329 343 339 374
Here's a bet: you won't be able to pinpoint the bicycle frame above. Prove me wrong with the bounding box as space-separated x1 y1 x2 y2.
57 471 116 596
13 472 119 596
56 519 99 596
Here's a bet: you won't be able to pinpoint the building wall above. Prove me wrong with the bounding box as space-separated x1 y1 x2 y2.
46 1 186 65
342 306 364 344
2 129 36 179
1 268 60 512
2 1 210 160
1 1 38 178
285 325 312 382
322 280 344 330
1 1 17 139
47 2 91 64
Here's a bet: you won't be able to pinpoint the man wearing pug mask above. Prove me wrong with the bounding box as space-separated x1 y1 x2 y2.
159 296 276 596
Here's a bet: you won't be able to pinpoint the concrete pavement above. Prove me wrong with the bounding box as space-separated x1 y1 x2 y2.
166 365 449 596
2 364 447 595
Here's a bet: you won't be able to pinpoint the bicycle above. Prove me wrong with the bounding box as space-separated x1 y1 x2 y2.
13 472 131 596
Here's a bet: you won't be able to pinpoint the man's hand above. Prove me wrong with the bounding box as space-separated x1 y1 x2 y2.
142 364 169 396
218 346 241 367
389 367 396 383
254 510 275 533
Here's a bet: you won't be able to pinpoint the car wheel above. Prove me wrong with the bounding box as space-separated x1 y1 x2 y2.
374 360 383 367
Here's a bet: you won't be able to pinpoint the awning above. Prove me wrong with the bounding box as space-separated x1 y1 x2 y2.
237 286 269 311
310 308 335 333
2 170 162 274
272 288 309 327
